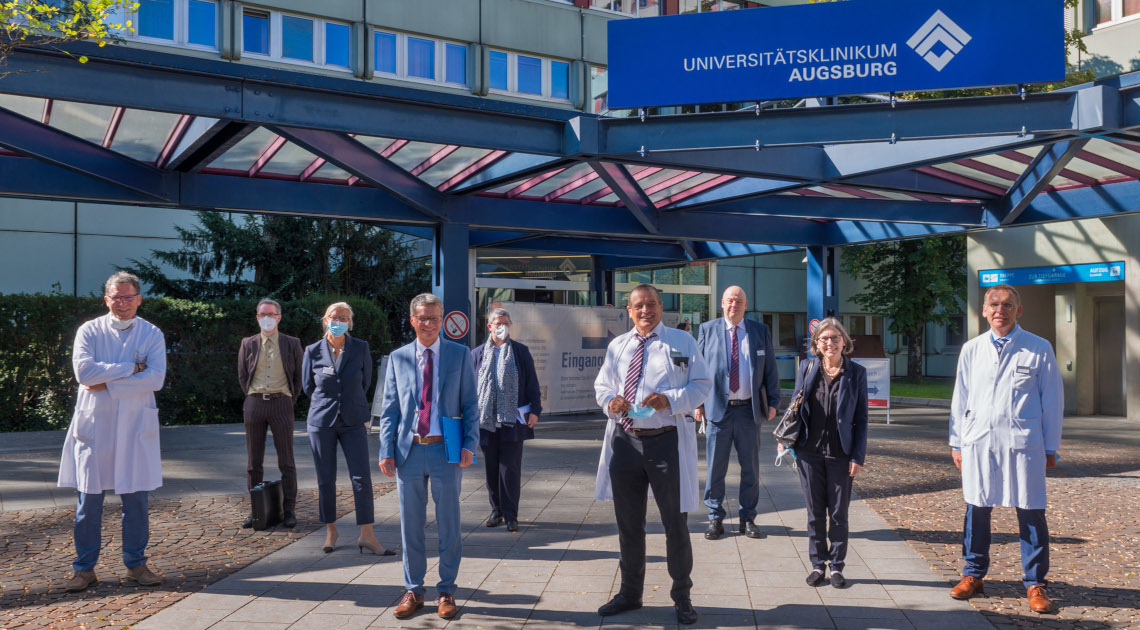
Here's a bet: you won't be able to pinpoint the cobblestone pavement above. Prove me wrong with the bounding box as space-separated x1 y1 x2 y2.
0 483 394 630
855 414 1140 629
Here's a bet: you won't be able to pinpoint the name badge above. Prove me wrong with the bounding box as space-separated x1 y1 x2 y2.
670 348 689 369
756 350 765 357
1016 366 1031 375
322 366 336 375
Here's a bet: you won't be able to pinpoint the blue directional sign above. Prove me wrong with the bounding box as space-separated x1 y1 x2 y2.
979 262 1125 287
606 0 1064 108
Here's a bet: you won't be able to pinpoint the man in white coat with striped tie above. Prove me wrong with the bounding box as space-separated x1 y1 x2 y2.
593 284 711 625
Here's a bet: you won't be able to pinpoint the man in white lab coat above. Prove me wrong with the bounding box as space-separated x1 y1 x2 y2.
593 284 711 625
58 272 167 592
948 284 1062 614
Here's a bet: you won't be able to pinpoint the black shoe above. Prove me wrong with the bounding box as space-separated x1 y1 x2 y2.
506 520 519 532
704 518 724 540
830 571 847 589
675 600 698 625
741 519 765 539
241 514 254 529
806 569 826 586
486 515 504 528
598 593 642 616
282 512 297 528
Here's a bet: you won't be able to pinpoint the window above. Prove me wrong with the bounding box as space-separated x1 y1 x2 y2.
131 0 217 50
325 23 351 68
281 15 313 61
945 315 966 347
486 49 574 102
373 30 469 88
591 66 608 113
777 313 800 348
590 0 660 15
243 11 269 55
242 10 351 71
1093 0 1140 26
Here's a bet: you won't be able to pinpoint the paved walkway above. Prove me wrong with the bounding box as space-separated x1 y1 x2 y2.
15 414 988 630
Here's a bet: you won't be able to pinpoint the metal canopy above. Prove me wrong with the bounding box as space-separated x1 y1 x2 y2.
1 45 1139 268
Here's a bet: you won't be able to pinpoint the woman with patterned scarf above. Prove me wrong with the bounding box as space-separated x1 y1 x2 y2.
471 307 543 532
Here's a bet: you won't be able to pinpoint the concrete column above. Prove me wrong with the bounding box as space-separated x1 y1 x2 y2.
432 222 471 346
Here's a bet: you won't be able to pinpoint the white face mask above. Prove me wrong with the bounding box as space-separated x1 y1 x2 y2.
258 316 277 332
109 315 135 330
493 325 509 341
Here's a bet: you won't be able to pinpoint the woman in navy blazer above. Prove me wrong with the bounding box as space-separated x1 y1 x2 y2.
471 308 542 532
303 302 393 556
782 317 868 589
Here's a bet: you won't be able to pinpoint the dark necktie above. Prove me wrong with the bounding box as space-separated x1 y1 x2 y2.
417 348 433 437
620 333 656 432
729 325 740 393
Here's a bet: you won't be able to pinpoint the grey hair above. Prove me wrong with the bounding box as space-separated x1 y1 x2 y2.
983 283 1021 306
104 271 140 296
626 283 662 304
808 317 855 357
488 307 511 324
409 293 443 316
256 298 282 316
323 301 354 330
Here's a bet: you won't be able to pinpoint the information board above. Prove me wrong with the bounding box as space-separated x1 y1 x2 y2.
852 358 892 422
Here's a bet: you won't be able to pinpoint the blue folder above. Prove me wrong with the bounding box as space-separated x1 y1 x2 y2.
441 416 474 465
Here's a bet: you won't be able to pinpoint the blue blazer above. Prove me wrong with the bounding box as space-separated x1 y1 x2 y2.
471 339 543 444
696 317 780 424
302 335 373 428
792 357 869 466
378 338 479 467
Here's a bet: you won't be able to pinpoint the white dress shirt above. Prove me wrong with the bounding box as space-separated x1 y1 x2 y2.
611 321 678 430
414 337 442 437
724 319 752 402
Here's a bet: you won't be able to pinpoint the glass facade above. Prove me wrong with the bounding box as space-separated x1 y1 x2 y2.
407 37 435 79
187 0 216 47
489 51 509 90
138 0 174 40
243 11 270 55
517 55 543 95
550 61 569 100
281 16 314 61
325 22 351 67
445 44 467 84
375 32 397 74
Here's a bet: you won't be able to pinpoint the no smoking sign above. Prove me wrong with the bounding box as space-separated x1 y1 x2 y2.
443 311 469 339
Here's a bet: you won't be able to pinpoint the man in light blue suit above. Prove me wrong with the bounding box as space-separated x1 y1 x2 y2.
694 286 780 540
378 293 478 621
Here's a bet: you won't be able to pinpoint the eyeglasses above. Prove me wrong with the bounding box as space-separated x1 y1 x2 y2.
106 294 138 303
818 335 842 344
415 316 441 325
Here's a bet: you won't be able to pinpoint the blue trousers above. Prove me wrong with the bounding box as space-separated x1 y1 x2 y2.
703 404 760 521
396 441 463 596
308 418 374 524
963 503 1049 589
74 490 149 572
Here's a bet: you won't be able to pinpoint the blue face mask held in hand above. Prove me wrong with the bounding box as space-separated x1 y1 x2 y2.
626 404 657 420
326 321 349 337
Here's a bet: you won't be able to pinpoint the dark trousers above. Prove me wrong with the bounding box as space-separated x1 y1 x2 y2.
703 403 760 521
609 427 693 603
481 432 525 521
308 417 374 525
963 503 1049 589
796 451 853 572
244 394 298 512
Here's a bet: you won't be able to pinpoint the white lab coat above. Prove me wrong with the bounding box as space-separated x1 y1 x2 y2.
593 323 711 513
58 315 167 495
949 326 1063 510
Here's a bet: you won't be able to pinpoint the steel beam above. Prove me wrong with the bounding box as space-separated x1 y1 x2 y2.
0 106 175 201
589 161 659 234
823 220 966 245
693 242 799 258
469 231 687 259
433 222 471 344
996 138 1091 225
1011 178 1140 226
693 195 984 226
614 146 828 181
451 154 570 193
167 119 255 172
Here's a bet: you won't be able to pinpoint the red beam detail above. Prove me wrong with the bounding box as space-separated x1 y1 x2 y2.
1074 151 1140 181
506 168 566 198
437 150 507 192
544 171 600 201
410 144 459 177
156 115 192 168
380 138 408 158
656 174 736 207
248 136 287 177
821 185 890 199
915 167 1006 196
299 156 327 181
954 157 1020 182
41 99 52 125
642 171 700 197
102 107 124 148
579 166 662 204
999 150 1098 186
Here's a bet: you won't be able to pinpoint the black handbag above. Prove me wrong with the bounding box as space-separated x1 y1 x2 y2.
772 360 814 447
249 480 284 530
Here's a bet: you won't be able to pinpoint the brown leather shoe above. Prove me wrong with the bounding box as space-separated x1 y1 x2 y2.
437 592 458 619
1027 584 1056 614
65 570 97 592
124 564 162 586
393 590 424 619
950 575 984 600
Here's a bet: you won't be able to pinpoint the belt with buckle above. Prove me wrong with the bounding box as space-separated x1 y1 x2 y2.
413 435 444 445
630 425 676 438
727 398 752 407
251 392 289 401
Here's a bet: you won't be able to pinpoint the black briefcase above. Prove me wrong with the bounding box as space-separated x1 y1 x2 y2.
249 480 284 530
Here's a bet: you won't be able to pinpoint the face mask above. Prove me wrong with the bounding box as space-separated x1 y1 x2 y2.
258 316 277 332
326 321 349 337
109 315 135 331
626 404 657 420
493 325 509 341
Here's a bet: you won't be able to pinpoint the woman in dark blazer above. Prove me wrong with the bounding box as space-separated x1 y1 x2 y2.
303 302 393 556
471 307 542 533
781 317 868 589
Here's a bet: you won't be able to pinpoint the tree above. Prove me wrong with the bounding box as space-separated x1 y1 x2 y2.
1 0 138 70
126 212 431 343
840 235 966 381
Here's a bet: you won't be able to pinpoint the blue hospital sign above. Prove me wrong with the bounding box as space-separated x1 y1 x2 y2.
606 0 1064 108
979 262 1125 287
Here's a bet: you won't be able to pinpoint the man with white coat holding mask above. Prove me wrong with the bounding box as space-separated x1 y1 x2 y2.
593 283 711 625
237 298 303 529
948 283 1063 614
59 272 167 592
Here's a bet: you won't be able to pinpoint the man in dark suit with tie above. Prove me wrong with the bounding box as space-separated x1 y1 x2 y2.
378 293 478 621
237 298 303 529
694 286 780 540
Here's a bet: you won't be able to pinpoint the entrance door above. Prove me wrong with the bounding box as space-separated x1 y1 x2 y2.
1094 297 1125 416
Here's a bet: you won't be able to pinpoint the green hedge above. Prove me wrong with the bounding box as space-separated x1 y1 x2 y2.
0 294 394 432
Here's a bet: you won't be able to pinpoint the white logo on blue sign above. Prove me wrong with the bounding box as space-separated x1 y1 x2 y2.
906 10 972 71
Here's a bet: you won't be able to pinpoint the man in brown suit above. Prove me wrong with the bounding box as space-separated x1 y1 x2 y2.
237 298 303 528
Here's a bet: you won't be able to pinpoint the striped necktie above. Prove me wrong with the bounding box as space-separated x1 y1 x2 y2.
993 336 1009 354
620 332 656 432
417 348 433 437
729 325 740 393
